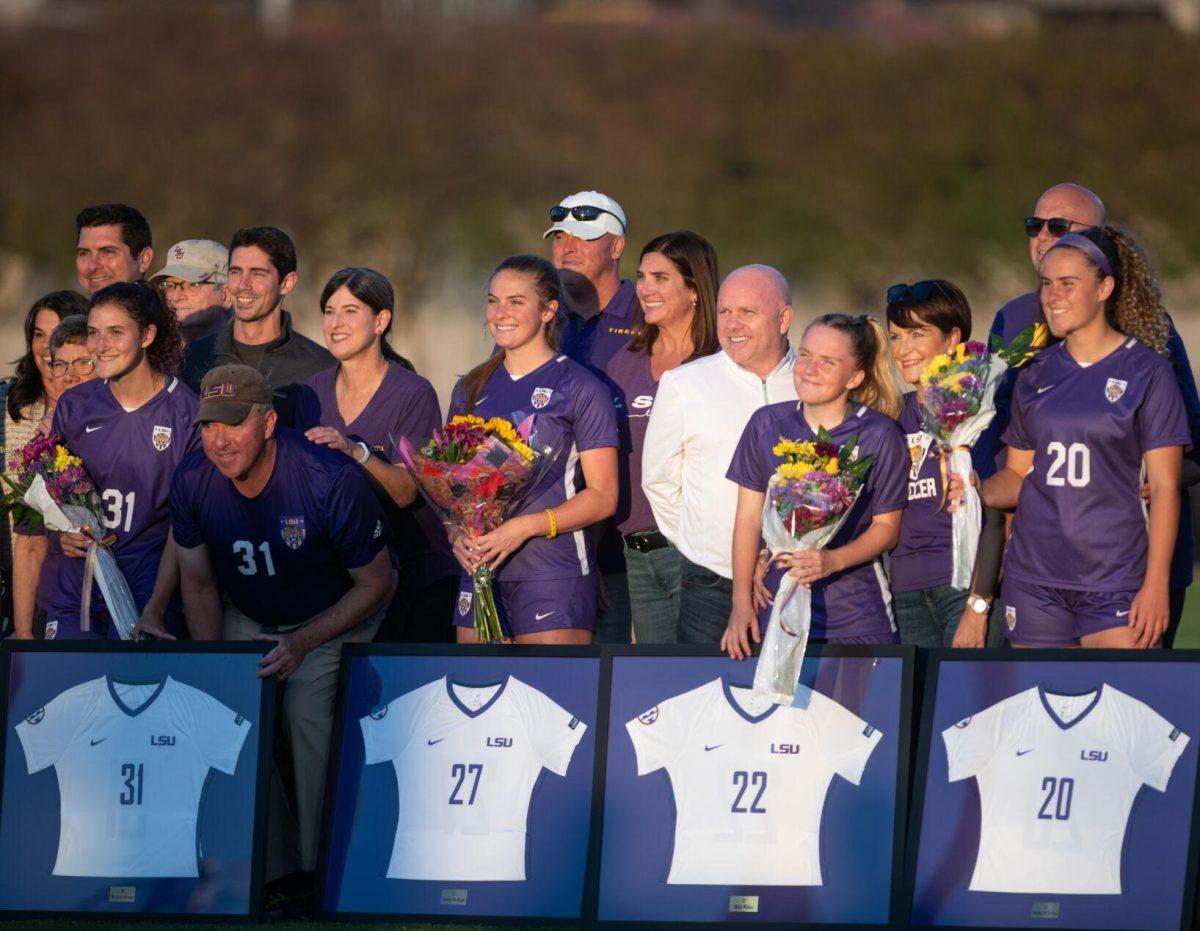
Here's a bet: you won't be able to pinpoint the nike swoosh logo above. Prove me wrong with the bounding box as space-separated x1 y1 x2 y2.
704 744 723 752
85 425 103 433
1016 748 1033 756
1116 610 1130 617
427 738 445 746
90 738 107 746
476 396 488 405
534 611 554 621
1037 385 1055 395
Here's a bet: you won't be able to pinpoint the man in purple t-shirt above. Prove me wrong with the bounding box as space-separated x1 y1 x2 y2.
170 364 394 886
545 190 640 643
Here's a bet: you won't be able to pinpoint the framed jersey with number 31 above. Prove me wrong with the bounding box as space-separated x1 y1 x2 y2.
0 641 276 921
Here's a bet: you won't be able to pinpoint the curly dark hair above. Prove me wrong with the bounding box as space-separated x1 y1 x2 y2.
88 281 184 375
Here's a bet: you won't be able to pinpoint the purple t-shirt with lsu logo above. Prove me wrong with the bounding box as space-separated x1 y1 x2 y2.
41 377 200 626
726 401 908 639
604 343 661 535
447 354 618 581
1002 339 1191 592
890 392 991 593
296 363 457 586
169 428 387 627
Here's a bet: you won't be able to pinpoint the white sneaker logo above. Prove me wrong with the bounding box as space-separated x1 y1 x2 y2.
534 610 555 621
1037 384 1055 395
1116 609 1130 617
85 425 103 433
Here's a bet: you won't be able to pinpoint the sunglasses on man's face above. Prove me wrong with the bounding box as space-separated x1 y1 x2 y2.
549 204 625 231
1024 216 1082 238
887 280 949 305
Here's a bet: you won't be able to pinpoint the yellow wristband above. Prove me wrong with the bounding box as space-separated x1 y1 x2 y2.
545 508 558 540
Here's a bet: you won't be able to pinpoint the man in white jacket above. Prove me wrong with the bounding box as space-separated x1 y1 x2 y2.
642 265 798 642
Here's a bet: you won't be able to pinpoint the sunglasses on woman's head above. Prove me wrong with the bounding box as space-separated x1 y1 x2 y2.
1024 216 1083 238
887 280 949 305
549 204 625 231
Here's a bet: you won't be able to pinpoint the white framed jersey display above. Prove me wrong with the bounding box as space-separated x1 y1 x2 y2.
595 645 914 926
907 650 1200 931
0 642 275 920
316 644 602 925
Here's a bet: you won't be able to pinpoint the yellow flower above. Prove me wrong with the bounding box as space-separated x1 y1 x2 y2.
449 414 486 427
52 445 81 473
918 353 952 387
1031 322 1049 348
776 462 811 481
824 457 840 475
772 438 816 460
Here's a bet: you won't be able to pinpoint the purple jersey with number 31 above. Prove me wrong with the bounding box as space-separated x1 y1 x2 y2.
44 378 200 626
1003 339 1190 592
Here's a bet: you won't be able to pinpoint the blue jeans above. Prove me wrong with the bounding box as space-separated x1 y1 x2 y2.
624 541 683 643
597 570 632 644
678 557 733 644
894 584 1006 648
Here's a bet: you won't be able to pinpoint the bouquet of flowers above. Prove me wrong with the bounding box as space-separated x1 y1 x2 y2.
917 323 1047 589
396 414 557 642
753 428 874 704
1 434 140 639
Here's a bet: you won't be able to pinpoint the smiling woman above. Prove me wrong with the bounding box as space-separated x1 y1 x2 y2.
36 282 200 642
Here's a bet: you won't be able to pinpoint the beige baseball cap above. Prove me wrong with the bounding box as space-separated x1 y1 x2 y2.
151 239 229 284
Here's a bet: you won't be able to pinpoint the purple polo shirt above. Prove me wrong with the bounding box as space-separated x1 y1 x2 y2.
604 342 661 535
727 401 908 639
557 279 641 385
1003 339 1190 593
447 354 618 581
295 363 457 587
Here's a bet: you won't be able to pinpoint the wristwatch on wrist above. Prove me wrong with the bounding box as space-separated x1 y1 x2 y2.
967 594 992 615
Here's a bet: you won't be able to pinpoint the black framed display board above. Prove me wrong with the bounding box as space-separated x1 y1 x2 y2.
316 643 603 924
0 641 276 921
592 644 915 928
904 649 1200 931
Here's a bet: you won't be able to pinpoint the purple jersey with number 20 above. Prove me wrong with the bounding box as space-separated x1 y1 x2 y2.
727 401 908 639
447 354 618 581
1003 339 1190 592
45 378 200 627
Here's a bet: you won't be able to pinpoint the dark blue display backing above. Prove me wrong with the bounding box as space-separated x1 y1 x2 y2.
911 659 1200 930
0 648 266 916
597 654 905 924
321 652 600 919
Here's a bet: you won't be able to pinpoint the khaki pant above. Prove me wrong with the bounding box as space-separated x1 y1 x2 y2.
224 601 382 875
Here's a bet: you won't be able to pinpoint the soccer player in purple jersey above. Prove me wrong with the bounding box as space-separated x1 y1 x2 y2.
449 255 618 644
606 232 719 643
170 363 394 885
48 283 198 640
886 280 1006 649
296 267 459 642
979 183 1200 647
723 314 908 660
979 226 1191 648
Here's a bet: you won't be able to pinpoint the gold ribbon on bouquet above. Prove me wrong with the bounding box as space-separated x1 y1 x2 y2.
78 525 117 633
936 444 973 513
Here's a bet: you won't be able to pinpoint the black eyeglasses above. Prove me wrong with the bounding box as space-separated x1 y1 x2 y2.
1024 216 1083 238
549 204 625 232
887 280 949 305
51 357 96 377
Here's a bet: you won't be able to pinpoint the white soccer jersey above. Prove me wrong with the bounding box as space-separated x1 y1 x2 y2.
360 675 587 882
15 675 252 878
626 678 882 886
942 684 1189 895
